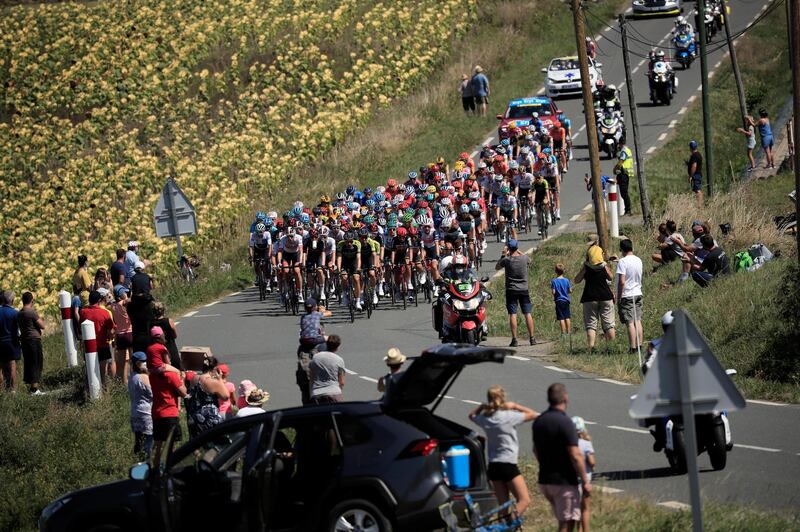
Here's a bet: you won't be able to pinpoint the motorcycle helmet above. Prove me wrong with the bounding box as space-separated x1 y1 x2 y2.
607 84 617 92
656 50 666 59
661 310 674 331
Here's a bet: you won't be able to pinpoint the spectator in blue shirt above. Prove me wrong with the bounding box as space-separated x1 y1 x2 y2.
470 66 490 117
551 264 573 338
124 241 141 286
0 290 21 391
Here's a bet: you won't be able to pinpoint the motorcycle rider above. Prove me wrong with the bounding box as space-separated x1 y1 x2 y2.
649 50 675 100
673 15 695 39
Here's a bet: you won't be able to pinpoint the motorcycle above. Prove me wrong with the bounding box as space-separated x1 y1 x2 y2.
647 412 733 473
673 32 696 70
596 112 625 160
433 269 491 345
649 62 675 105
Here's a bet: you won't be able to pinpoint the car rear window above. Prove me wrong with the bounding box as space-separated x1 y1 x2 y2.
508 104 551 119
334 414 372 446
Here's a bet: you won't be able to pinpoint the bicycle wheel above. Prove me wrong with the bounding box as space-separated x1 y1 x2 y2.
401 269 408 310
290 282 299 316
412 270 419 307
348 281 356 323
257 266 266 301
365 282 373 319
389 270 397 306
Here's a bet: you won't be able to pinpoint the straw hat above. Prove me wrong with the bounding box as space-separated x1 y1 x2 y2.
246 388 270 406
474 65 483 73
384 348 407 366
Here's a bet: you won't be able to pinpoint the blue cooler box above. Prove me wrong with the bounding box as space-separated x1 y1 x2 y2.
443 445 471 489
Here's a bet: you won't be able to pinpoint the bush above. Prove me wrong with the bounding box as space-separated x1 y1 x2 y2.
753 261 800 384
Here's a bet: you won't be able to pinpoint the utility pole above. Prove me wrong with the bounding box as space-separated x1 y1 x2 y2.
571 0 609 252
719 0 747 127
697 0 714 197
619 14 652 228
790 0 800 265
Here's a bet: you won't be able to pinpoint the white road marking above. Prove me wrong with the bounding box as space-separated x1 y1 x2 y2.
658 501 691 510
646 146 657 154
544 365 573 373
344 368 357 375
668 119 678 128
596 378 631 386
636 59 645 68
714 60 722 69
507 355 529 361
607 425 650 435
657 132 668 141
570 214 582 221
582 203 593 211
444 395 455 399
470 150 479 159
584 420 598 425
708 69 716 79
193 313 221 318
735 444 781 453
174 321 180 325
537 87 545 95
632 65 640 74
595 34 604 43
204 301 218 307
695 84 702 92
604 26 612 33
229 291 241 297
462 399 482 405
688 95 697 103
578 124 586 132
747 399 788 407
183 310 198 317
359 375 378 383
572 132 581 141
483 136 494 145
625 6 632 13
597 486 624 494
678 106 688 115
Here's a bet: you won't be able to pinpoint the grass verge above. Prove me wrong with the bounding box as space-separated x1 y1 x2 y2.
487 171 799 402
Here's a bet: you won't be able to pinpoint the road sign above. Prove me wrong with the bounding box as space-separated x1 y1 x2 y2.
154 178 197 238
629 310 746 419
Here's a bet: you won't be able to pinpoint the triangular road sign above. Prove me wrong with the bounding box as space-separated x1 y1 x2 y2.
629 310 746 419
153 179 197 238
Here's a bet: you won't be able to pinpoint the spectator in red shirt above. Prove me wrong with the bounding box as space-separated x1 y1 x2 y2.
80 290 116 387
145 326 180 376
150 368 187 464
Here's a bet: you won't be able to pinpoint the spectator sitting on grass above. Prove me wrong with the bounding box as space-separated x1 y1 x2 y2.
682 234 731 287
651 219 686 270
217 363 237 419
675 221 715 282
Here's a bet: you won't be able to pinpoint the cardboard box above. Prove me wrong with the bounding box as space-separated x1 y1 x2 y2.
180 346 213 371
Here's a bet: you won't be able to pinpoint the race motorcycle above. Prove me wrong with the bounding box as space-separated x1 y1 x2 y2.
673 31 696 70
596 112 625 160
649 62 675 105
433 266 491 345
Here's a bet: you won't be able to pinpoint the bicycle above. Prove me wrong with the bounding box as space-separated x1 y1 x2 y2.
536 202 550 240
394 263 410 310
253 257 269 301
341 270 357 323
517 196 531 234
281 265 300 315
362 267 376 319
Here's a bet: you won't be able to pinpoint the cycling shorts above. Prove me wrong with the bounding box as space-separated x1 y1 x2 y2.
422 246 439 260
392 251 409 265
341 259 359 275
554 139 564 150
305 254 324 270
252 247 269 261
281 252 301 265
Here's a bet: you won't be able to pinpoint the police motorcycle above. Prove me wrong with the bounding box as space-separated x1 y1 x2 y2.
432 256 491 345
595 103 626 160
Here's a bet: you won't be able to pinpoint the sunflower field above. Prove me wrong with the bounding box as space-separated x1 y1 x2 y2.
0 0 476 311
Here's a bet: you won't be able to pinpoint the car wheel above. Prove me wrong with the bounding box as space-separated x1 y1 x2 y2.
327 499 392 532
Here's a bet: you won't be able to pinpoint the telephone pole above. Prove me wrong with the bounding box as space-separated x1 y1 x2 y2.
571 0 609 252
619 14 652 228
790 0 800 265
719 0 747 127
697 0 714 197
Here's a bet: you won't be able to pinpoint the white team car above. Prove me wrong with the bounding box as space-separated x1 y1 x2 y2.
542 56 602 99
632 0 681 16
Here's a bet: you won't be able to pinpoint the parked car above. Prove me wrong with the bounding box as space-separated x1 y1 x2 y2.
542 56 602 99
39 344 510 532
632 0 682 17
496 96 561 140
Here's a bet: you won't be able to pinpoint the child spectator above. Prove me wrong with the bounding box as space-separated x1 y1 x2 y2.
572 416 596 532
128 351 153 459
79 290 116 387
110 285 132 382
217 363 237 419
551 264 573 338
152 302 181 370
145 326 181 376
238 379 257 409
651 220 686 269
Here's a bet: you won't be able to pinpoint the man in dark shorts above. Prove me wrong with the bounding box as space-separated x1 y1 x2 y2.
687 140 703 205
0 291 21 391
18 292 46 395
79 290 116 387
495 239 536 347
533 383 592 531
150 367 187 465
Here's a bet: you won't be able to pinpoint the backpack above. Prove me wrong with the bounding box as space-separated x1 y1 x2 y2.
734 251 753 272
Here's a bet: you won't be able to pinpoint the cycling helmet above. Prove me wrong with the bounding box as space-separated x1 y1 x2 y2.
396 227 408 237
358 227 369 237
441 197 452 206
344 230 357 241
320 226 330 236
387 219 398 229
364 187 372 195
585 36 592 42
459 204 470 214
493 174 504 182
470 201 481 211
408 171 418 180
425 193 435 201
533 112 539 118
501 138 510 146
364 214 375 224
387 178 397 188
300 213 310 224
478 161 487 169
524 134 533 141
509 160 519 170
255 211 266 222
521 146 530 154
459 152 470 160
366 199 376 208
454 161 465 171
501 185 511 194
452 180 463 189
607 84 617 92
255 222 266 232
335 192 346 201
438 206 450 218
418 200 429 209
311 207 322 216
543 147 552 154
496 146 506 155
373 192 385 202
378 217 387 227
319 195 330 203
346 185 356 195
402 212 414 223
469 191 480 200
276 220 285 229
656 50 665 59
442 216 454 227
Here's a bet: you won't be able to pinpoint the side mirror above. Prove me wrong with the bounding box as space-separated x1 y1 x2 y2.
480 276 490 283
596 62 603 68
496 114 504 120
540 67 548 73
130 462 150 481
555 108 562 115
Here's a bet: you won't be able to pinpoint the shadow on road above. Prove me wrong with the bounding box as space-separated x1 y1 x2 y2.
594 467 676 481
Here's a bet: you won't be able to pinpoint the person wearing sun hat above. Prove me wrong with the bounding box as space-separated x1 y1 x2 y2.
237 387 270 417
575 234 616 353
378 348 407 393
471 65 490 117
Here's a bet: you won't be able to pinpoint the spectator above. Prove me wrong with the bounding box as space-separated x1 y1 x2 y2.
145 326 181 375
0 291 21 391
615 239 643 353
687 140 703 205
309 334 345 404
495 239 536 347
458 74 475 116
18 292 45 395
124 241 142 286
128 351 153 459
735 116 757 171
217 363 236 419
378 347 406 393
756 108 775 169
297 298 331 404
469 385 538 516
676 221 716 282
150 351 187 464
237 379 257 410
92 267 113 294
110 285 133 382
470 66 490 118
109 248 127 286
651 220 686 268
572 416 596 532
127 284 155 354
131 261 153 298
236 388 270 417
184 356 228 438
72 254 92 307
532 383 592 532
683 234 731 287
551 263 573 339
80 290 116 387
574 236 616 353
152 301 181 370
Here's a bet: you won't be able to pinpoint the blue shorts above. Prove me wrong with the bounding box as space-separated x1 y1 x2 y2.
506 291 532 315
691 173 702 192
761 135 774 149
555 300 571 321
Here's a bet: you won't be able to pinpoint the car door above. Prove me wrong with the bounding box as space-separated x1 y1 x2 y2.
158 422 258 532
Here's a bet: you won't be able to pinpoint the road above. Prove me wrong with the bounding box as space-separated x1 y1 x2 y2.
176 0 800 513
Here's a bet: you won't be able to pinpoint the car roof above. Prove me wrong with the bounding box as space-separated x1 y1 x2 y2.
508 96 552 107
551 56 578 62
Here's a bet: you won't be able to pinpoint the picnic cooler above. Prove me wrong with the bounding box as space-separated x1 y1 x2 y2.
443 445 471 489
179 346 213 371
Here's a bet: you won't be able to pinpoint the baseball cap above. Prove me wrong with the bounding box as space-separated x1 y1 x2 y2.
131 351 147 362
217 363 230 377
304 298 317 309
134 261 145 270
113 285 129 299
128 240 139 249
150 326 164 337
96 287 109 298
572 416 586 433
507 239 518 250
689 140 698 150
586 234 600 245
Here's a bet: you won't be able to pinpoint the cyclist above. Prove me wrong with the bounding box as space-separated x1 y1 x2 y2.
550 120 568 174
391 227 415 302
514 171 534 231
303 227 328 301
456 203 477 264
532 173 550 234
495 185 518 242
558 113 573 162
469 200 487 254
358 227 381 306
542 152 561 221
277 226 305 304
249 222 273 292
418 216 441 287
249 211 267 233
336 231 363 311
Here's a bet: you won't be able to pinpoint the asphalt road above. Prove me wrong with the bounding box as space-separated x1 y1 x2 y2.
176 0 800 513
